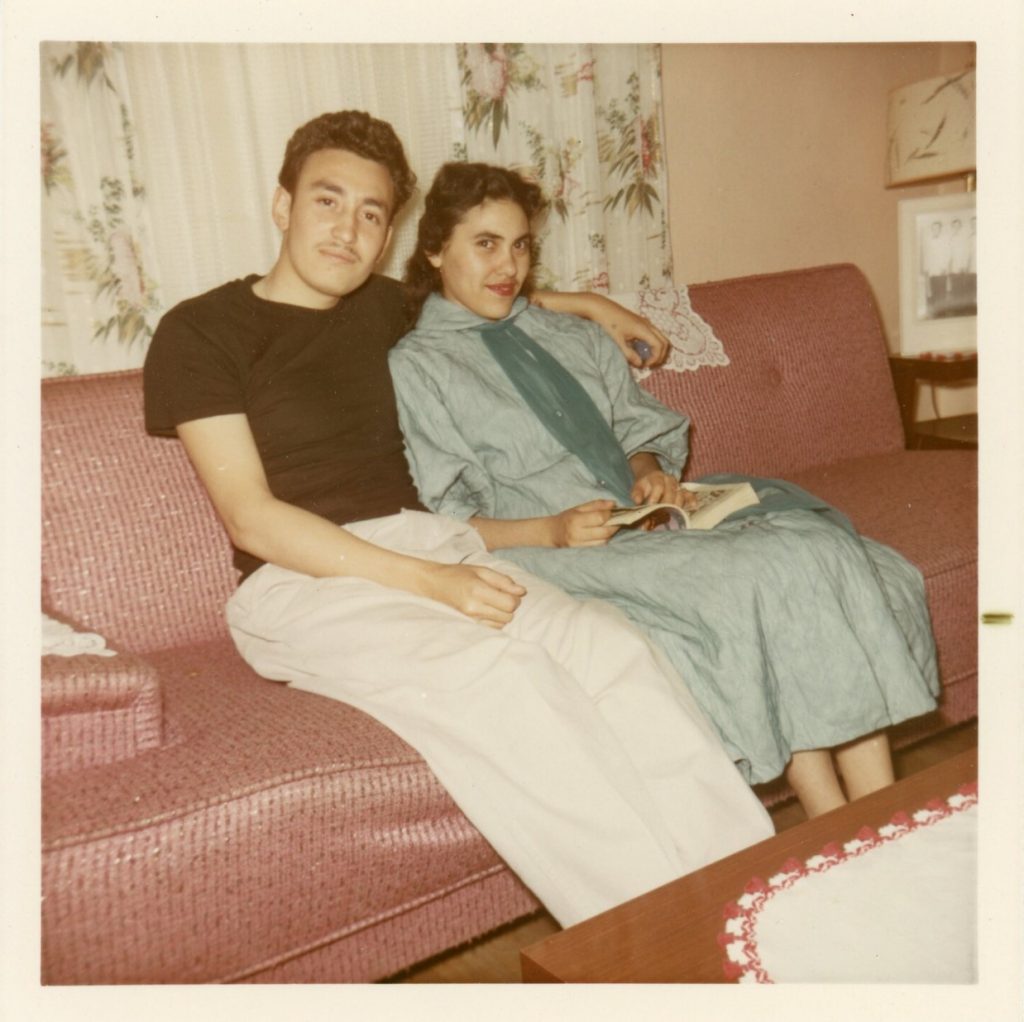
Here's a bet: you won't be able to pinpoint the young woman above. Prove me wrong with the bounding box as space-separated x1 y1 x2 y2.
390 162 941 818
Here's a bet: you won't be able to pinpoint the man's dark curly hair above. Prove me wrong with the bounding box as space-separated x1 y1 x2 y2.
403 162 547 327
277 110 417 217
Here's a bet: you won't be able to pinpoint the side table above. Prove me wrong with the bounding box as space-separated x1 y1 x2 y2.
888 353 978 450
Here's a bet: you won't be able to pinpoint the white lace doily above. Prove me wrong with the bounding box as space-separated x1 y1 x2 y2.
607 286 730 380
721 785 978 983
42 612 116 657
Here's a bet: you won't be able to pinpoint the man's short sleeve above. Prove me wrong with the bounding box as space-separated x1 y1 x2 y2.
143 294 247 436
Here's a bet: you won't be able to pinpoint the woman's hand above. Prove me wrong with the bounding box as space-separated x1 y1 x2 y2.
631 470 699 510
417 562 527 629
550 499 619 548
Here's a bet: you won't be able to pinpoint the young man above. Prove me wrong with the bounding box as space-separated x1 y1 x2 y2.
143 110 772 927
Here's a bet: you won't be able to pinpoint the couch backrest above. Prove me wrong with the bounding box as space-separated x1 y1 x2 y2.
40 265 903 651
642 264 905 479
42 370 236 655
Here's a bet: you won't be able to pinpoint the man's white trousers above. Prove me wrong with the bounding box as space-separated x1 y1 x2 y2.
227 510 772 927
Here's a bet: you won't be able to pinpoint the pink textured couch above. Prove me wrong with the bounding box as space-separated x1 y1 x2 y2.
41 263 977 983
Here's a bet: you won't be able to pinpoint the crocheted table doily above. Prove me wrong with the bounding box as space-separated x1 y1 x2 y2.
720 782 978 983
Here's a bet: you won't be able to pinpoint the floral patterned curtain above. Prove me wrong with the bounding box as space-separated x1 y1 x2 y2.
39 43 671 377
41 43 163 376
456 43 672 294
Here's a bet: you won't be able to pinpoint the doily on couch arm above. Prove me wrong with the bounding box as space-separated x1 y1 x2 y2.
607 286 730 379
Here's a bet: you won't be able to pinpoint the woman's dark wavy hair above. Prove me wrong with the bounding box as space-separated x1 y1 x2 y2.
403 162 547 327
277 110 416 216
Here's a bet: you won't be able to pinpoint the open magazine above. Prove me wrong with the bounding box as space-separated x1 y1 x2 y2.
608 481 759 531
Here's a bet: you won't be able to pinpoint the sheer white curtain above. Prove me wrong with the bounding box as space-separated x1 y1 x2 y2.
121 43 464 309
40 42 671 376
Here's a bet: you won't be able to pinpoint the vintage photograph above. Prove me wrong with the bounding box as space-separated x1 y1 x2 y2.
916 208 977 319
8 4 1021 1015
898 191 978 355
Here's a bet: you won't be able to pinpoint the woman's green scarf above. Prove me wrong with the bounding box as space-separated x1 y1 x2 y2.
476 317 637 505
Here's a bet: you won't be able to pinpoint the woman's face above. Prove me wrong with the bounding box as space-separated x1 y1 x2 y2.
428 198 531 320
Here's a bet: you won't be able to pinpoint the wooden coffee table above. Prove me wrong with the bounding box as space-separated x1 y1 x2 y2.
521 748 977 983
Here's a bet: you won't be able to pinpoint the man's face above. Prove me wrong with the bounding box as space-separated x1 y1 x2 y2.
270 148 395 308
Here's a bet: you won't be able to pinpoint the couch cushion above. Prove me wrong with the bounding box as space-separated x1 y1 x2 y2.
41 639 537 983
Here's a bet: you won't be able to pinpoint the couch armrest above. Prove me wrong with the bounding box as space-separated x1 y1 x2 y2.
42 650 163 775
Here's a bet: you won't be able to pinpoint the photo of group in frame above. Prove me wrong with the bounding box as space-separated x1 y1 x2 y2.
897 192 977 356
917 208 976 320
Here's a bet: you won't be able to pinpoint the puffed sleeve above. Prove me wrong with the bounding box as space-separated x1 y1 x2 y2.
585 318 691 476
389 343 499 520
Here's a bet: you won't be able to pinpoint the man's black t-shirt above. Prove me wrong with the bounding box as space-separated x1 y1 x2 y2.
143 273 425 580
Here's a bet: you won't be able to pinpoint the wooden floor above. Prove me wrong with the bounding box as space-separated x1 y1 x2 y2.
387 720 978 984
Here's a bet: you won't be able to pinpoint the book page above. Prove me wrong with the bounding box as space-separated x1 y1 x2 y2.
606 502 683 527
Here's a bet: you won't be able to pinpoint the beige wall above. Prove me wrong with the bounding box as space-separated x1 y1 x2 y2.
661 43 976 417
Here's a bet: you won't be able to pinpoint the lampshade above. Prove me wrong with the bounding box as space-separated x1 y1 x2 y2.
886 68 976 187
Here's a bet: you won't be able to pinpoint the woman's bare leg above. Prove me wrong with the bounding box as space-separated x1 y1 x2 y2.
785 749 847 818
834 730 895 801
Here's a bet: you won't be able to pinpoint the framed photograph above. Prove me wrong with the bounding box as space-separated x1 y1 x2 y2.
897 192 977 356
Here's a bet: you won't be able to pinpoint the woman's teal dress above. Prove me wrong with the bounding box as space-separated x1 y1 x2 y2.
389 295 939 783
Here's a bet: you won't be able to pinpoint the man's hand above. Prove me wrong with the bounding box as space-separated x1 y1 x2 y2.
550 499 619 548
417 562 527 629
177 415 528 627
530 291 669 367
600 306 670 368
631 470 699 510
